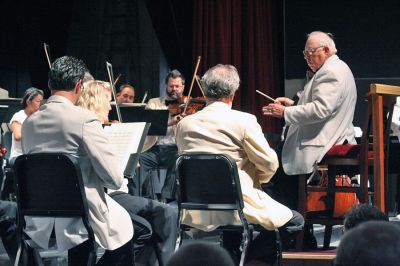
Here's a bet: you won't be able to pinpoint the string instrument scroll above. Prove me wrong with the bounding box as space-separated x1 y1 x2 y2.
106 62 122 122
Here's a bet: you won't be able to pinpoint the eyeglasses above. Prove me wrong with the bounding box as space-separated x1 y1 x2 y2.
302 46 325 57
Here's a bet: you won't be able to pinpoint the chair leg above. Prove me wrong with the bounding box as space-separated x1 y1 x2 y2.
295 175 307 251
323 225 332 249
274 229 283 266
239 229 251 266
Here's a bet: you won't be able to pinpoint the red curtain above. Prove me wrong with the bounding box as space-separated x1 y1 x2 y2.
192 0 283 134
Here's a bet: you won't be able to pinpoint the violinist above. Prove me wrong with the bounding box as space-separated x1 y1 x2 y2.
175 64 304 265
137 69 185 202
9 88 44 159
116 84 135 104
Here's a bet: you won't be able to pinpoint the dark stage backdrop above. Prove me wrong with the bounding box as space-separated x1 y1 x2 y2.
191 0 285 134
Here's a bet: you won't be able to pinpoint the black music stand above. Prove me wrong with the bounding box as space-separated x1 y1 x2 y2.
0 98 23 123
109 106 169 136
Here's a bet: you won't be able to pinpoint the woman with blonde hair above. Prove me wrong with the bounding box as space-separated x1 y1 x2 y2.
77 80 112 124
76 79 178 265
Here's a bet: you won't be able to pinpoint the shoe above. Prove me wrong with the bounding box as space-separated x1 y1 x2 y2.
303 234 318 250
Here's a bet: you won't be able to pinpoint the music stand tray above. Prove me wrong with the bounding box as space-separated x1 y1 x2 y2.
109 107 169 136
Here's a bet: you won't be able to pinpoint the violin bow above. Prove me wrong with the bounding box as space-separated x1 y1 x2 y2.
106 62 122 122
44 43 52 69
195 75 205 97
183 56 201 114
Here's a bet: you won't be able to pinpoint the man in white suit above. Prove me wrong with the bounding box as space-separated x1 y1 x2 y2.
22 56 134 265
176 64 304 265
263 31 357 211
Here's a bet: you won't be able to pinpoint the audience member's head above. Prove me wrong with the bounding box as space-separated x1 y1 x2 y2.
344 204 388 231
166 241 235 266
77 80 112 124
335 221 400 266
48 56 88 92
201 64 240 101
116 84 135 103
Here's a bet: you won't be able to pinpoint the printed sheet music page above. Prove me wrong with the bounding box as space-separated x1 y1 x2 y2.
103 122 147 172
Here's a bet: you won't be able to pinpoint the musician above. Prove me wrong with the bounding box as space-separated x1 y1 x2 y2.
262 31 357 211
116 84 135 103
21 56 134 265
77 79 178 265
137 69 185 201
176 64 304 265
9 87 44 159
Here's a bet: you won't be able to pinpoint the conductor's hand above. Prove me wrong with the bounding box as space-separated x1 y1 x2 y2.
274 97 294 106
262 103 285 118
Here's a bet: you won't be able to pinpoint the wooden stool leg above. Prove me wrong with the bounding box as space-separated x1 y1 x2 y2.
295 175 307 251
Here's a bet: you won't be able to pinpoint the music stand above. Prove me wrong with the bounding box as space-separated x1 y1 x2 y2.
109 106 169 136
0 98 23 123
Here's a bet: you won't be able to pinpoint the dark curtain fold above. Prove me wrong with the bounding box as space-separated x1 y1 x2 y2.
193 0 284 134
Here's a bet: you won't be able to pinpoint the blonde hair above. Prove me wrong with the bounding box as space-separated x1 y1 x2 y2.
77 80 112 123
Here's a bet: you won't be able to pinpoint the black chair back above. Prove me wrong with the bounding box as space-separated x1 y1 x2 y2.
176 153 244 211
13 153 96 265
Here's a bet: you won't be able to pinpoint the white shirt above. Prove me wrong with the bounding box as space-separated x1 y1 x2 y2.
10 109 27 159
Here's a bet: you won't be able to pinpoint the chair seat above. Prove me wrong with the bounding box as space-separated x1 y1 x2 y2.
323 144 374 161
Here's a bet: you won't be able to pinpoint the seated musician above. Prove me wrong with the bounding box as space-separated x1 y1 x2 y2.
21 56 134 265
116 84 135 104
9 87 44 160
175 64 304 265
77 79 178 265
137 69 185 201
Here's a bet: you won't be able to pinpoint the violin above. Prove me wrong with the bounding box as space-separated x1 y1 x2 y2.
167 56 206 119
166 96 206 117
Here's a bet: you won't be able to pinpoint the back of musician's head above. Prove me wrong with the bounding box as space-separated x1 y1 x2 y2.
343 204 388 231
201 64 240 100
335 221 400 266
166 241 234 266
77 80 111 123
165 69 185 85
48 56 88 92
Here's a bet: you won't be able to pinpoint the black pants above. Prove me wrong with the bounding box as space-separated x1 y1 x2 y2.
223 210 304 265
137 145 179 200
0 200 18 263
68 239 134 266
110 191 178 265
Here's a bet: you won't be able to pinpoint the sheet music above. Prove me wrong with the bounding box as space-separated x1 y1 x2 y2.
103 122 147 171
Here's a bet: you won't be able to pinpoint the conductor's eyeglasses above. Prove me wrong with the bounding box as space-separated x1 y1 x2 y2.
302 46 325 57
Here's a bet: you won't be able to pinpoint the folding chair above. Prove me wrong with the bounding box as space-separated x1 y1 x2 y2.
13 153 96 266
175 153 282 266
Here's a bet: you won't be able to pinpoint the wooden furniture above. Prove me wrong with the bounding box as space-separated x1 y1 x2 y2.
370 83 400 212
296 84 399 250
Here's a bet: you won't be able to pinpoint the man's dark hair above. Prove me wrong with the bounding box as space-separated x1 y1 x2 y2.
48 56 88 91
344 204 388 231
164 69 185 85
166 241 235 266
118 84 135 93
335 221 400 266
